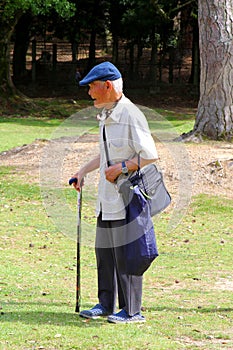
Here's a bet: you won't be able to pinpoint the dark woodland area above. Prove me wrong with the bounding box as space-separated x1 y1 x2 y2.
7 0 199 108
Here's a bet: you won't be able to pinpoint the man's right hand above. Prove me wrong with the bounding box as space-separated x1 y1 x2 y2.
70 173 84 192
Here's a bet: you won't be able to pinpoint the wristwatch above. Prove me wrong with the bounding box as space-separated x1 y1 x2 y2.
121 161 129 176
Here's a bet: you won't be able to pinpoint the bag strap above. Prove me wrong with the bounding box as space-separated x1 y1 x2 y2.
137 153 141 171
103 125 111 167
103 124 141 173
136 153 147 193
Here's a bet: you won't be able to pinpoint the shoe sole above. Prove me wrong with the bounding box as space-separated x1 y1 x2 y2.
79 313 99 319
79 313 110 320
107 318 146 324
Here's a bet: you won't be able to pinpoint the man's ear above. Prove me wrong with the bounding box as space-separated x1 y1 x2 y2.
105 80 113 90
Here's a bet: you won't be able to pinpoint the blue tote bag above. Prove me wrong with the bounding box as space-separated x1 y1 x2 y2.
119 181 158 276
102 126 158 275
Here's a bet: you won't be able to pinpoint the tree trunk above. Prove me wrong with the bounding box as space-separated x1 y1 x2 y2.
13 13 32 80
112 34 119 65
135 40 143 80
0 28 15 95
0 13 21 96
110 1 123 65
71 41 78 63
149 27 158 87
88 28 96 69
128 42 135 80
194 0 233 140
189 18 200 89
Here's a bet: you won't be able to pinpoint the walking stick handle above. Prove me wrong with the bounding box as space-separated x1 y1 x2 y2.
69 177 84 187
69 177 77 185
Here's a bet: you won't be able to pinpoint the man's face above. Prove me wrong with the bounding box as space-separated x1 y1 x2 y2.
88 81 110 108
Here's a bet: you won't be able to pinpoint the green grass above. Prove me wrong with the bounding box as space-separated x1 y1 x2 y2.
155 108 195 134
146 108 195 137
0 98 96 152
0 97 195 152
0 117 61 151
1 166 233 350
1 100 233 349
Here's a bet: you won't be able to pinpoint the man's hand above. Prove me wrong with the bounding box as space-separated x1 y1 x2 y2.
104 157 157 183
71 172 85 192
105 163 122 183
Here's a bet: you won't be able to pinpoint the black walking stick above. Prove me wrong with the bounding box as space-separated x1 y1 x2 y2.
69 177 83 312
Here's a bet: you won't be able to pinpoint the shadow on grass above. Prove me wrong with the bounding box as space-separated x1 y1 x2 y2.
0 302 106 328
2 302 233 328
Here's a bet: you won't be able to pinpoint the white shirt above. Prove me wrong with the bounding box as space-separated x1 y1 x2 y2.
96 95 158 220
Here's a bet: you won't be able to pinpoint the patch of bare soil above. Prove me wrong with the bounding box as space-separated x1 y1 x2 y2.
175 335 233 349
0 134 232 200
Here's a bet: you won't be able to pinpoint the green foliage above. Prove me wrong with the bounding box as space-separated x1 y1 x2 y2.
54 0 108 44
2 0 75 19
120 0 170 40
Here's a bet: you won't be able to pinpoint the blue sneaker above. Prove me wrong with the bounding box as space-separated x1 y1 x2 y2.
79 304 111 319
107 309 146 324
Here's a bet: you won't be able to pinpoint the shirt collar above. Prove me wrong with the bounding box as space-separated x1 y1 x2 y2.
98 95 127 123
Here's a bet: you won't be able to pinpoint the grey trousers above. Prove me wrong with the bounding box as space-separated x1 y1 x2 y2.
95 214 143 316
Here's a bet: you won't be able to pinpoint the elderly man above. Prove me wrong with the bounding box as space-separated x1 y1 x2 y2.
72 61 158 324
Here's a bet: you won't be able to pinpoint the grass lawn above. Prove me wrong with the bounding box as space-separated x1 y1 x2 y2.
1 99 233 349
0 98 95 152
0 97 194 152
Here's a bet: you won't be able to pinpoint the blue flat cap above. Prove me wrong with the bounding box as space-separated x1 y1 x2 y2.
79 61 121 86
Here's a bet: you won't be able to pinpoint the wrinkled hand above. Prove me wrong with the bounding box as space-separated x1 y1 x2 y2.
105 163 122 183
71 172 85 192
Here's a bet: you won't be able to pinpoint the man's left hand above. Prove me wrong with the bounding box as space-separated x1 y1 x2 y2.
105 163 122 183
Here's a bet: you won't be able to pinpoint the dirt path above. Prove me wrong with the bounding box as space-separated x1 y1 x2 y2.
1 134 233 200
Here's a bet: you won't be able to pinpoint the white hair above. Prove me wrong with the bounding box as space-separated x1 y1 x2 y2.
111 77 123 93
